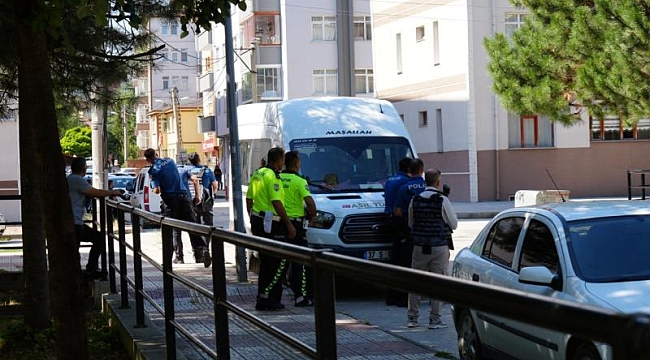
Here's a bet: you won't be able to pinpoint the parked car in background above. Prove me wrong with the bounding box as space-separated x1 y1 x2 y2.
451 200 650 360
129 166 162 227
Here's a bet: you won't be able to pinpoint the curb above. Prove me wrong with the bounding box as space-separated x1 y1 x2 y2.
102 294 187 360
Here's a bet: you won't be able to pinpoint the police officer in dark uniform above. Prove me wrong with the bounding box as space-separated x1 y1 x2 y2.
391 158 425 306
383 157 412 306
280 151 317 307
246 147 296 310
188 153 218 227
144 148 212 268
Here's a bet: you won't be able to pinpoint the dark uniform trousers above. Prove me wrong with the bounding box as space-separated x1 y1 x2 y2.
162 193 209 260
251 214 288 303
385 215 412 305
287 219 311 300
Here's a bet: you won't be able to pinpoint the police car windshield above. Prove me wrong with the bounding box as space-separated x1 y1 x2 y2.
291 136 413 194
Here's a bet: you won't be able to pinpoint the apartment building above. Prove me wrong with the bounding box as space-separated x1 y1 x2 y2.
371 0 650 201
195 0 375 170
132 17 201 162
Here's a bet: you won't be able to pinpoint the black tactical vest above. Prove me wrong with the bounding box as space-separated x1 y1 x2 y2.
410 192 450 247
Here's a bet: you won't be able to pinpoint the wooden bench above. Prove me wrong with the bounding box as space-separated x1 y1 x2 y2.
627 169 650 200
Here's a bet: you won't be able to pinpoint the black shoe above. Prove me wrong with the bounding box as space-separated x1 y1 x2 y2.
84 269 103 280
255 298 285 311
295 296 313 307
172 257 184 264
201 251 212 268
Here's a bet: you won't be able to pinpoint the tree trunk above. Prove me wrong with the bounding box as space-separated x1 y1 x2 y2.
19 111 51 329
14 0 89 358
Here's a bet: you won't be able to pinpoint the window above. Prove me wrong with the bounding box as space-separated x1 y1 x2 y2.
508 113 554 148
505 12 527 37
204 56 213 73
354 69 374 94
181 76 189 91
353 16 372 40
171 76 179 88
137 130 150 148
591 116 650 141
519 219 559 273
313 69 338 95
171 23 178 35
418 111 428 127
436 109 443 152
162 76 169 90
161 50 169 62
161 23 168 35
432 21 440 66
396 33 402 74
171 52 178 62
416 26 425 41
181 49 188 62
312 16 336 41
255 15 281 45
483 217 524 267
256 66 282 99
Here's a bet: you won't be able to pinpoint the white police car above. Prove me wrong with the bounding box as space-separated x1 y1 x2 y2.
451 200 650 360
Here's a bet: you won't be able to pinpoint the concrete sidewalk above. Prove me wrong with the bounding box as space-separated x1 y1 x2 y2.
97 198 511 359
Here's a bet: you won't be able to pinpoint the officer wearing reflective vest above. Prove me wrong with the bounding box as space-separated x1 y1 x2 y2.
280 151 317 307
246 147 296 311
406 168 458 329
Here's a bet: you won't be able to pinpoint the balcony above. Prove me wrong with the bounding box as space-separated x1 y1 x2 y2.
198 72 213 93
196 30 212 52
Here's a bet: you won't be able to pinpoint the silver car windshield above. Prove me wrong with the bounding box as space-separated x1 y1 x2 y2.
291 136 413 194
567 215 650 282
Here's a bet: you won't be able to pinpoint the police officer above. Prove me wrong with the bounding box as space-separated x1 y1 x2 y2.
406 168 458 329
390 158 426 306
144 148 212 268
280 151 317 307
246 147 296 310
188 153 218 227
383 157 412 306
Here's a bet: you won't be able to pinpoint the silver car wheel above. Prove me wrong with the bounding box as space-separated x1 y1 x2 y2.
458 309 483 360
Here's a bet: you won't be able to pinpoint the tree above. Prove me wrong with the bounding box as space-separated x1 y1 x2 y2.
485 0 650 125
60 126 92 157
3 0 246 358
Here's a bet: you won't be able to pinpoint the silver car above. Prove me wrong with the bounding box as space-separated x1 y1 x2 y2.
451 200 650 360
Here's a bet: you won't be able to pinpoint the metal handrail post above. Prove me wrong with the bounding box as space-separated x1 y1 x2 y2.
628 170 632 200
118 209 129 309
161 224 177 360
132 211 146 328
312 250 337 360
107 206 117 294
98 198 108 280
211 231 231 360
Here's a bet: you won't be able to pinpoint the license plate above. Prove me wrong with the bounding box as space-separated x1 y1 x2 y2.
364 250 391 261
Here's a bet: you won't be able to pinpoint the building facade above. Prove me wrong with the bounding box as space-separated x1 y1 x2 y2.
371 0 650 201
133 17 201 163
194 0 376 174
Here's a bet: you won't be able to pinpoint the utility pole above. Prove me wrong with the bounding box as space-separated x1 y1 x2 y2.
91 98 107 189
122 105 128 165
224 15 247 282
171 86 182 162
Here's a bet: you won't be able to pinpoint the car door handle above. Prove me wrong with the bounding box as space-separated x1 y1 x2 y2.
472 274 480 282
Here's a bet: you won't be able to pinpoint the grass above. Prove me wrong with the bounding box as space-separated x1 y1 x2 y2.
0 289 129 360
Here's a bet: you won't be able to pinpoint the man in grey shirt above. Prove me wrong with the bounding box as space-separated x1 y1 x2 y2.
68 157 123 278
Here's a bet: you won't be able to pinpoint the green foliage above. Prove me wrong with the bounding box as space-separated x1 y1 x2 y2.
60 126 92 157
485 0 650 125
0 313 127 360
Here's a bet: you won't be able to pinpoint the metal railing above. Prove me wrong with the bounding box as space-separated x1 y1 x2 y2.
100 198 650 360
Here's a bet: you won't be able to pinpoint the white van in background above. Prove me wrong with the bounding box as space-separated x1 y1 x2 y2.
235 97 416 262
